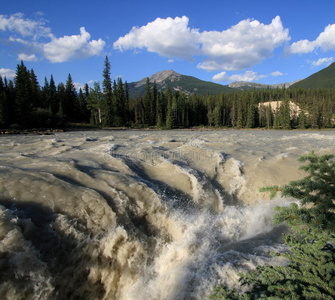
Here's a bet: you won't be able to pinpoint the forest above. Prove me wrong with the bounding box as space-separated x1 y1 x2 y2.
1 57 335 130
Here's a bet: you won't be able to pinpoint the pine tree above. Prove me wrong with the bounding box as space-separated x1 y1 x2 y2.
280 98 291 129
114 77 125 126
86 82 103 125
144 77 153 125
165 87 176 129
5 79 16 125
77 88 86 122
0 76 7 126
246 97 257 128
236 100 243 129
298 110 307 129
152 80 158 126
156 92 165 128
49 75 58 115
14 60 32 126
41 77 50 109
124 81 130 125
213 102 223 127
102 56 114 126
211 152 335 300
30 69 40 108
64 74 78 122
57 82 66 119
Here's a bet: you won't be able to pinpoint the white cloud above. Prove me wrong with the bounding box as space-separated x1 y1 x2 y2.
18 53 38 62
0 68 16 78
213 70 266 82
0 12 51 38
309 57 334 67
1 13 105 63
43 27 105 63
114 15 290 71
198 16 290 71
114 16 200 61
212 71 227 81
271 71 284 76
83 38 106 57
289 24 335 54
289 39 316 54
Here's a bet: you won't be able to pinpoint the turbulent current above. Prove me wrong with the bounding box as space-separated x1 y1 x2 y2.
0 129 334 300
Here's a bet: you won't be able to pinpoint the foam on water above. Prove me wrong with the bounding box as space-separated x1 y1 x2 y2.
0 129 334 299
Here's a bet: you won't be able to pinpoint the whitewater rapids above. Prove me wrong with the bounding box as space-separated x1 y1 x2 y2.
0 129 334 299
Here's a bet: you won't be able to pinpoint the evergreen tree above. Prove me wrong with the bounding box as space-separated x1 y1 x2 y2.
102 56 114 126
63 74 78 122
152 80 158 126
165 87 174 129
77 88 85 122
5 79 16 125
14 60 32 126
207 96 215 126
246 97 257 128
265 105 273 129
124 81 130 125
144 78 153 125
230 98 237 128
280 98 291 129
41 77 50 109
213 102 223 127
57 82 66 119
236 100 243 128
211 152 335 300
114 77 125 126
30 69 40 108
156 92 165 128
0 76 8 126
86 82 103 125
49 75 58 115
298 110 307 129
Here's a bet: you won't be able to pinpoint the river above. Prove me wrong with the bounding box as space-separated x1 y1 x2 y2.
0 129 334 299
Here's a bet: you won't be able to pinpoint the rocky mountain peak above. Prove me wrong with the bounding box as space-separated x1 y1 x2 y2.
135 70 181 87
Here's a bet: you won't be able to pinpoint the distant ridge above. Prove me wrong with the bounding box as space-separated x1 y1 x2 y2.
126 63 334 99
290 62 335 89
229 80 301 90
127 70 234 98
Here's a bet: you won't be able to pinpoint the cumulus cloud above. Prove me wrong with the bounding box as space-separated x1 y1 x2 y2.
309 57 334 67
0 68 16 78
213 70 266 82
0 13 105 63
43 27 105 63
198 16 290 71
289 24 335 54
114 16 200 60
114 15 290 71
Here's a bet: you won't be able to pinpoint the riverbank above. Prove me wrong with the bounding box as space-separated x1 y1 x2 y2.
0 124 332 135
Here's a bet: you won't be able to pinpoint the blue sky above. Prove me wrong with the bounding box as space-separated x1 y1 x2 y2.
1 0 335 89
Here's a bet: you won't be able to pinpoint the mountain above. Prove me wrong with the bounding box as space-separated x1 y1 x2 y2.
290 62 335 89
229 80 301 90
127 70 234 98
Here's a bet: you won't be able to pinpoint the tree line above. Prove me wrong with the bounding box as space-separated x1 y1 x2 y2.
1 57 335 129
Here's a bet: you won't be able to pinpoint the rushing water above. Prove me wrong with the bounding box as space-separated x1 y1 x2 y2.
0 129 334 299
